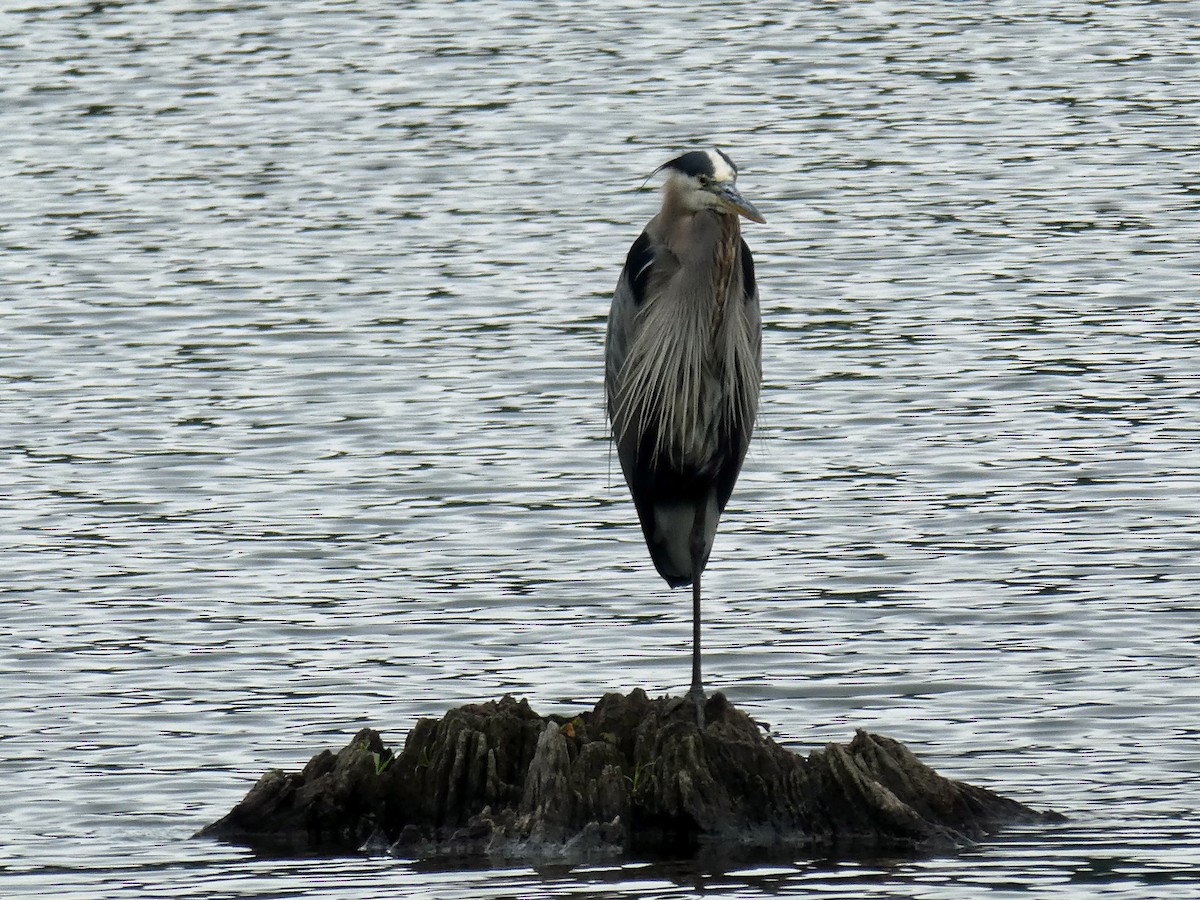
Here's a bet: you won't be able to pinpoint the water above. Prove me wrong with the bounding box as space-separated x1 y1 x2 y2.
3 1 1199 896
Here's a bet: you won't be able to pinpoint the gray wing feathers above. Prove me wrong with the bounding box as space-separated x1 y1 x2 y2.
605 225 759 587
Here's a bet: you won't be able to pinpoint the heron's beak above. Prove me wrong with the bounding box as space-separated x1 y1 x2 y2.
714 181 766 224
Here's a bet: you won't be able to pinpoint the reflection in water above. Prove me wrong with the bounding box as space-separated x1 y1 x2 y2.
2 0 1199 897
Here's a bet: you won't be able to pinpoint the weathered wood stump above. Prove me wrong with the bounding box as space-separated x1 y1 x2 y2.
198 689 1062 860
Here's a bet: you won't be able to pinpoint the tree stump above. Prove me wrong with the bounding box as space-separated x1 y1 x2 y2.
198 690 1062 860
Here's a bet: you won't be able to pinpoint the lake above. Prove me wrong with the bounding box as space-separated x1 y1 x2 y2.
2 1 1199 897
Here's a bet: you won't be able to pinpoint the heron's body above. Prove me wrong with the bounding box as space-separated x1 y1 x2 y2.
604 149 763 718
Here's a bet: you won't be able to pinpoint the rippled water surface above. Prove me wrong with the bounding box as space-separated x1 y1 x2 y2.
3 1 1199 897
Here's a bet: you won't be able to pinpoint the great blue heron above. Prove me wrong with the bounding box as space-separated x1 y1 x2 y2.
605 148 764 722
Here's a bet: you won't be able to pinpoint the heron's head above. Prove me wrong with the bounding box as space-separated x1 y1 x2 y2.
657 148 765 224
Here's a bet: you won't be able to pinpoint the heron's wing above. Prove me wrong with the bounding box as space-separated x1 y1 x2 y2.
605 227 755 588
624 230 657 307
605 230 677 422
739 235 757 301
710 236 762 517
606 230 692 584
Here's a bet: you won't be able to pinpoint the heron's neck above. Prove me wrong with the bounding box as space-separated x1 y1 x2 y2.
659 196 740 264
651 201 742 342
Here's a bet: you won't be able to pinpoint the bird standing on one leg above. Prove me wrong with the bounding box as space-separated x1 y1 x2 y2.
604 148 764 725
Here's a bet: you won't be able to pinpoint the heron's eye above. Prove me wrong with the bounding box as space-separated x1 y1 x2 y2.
698 174 711 187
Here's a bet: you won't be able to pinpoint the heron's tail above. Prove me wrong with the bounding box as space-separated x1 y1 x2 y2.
638 494 719 589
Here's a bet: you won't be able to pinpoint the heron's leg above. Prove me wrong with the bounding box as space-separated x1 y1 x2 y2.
685 573 705 722
685 512 707 726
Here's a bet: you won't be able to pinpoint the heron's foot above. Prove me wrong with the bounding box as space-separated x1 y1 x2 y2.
685 684 707 728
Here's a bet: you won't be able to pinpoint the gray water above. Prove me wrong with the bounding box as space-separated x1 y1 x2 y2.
3 1 1199 896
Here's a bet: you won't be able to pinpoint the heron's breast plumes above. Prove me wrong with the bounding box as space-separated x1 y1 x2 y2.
612 278 758 472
